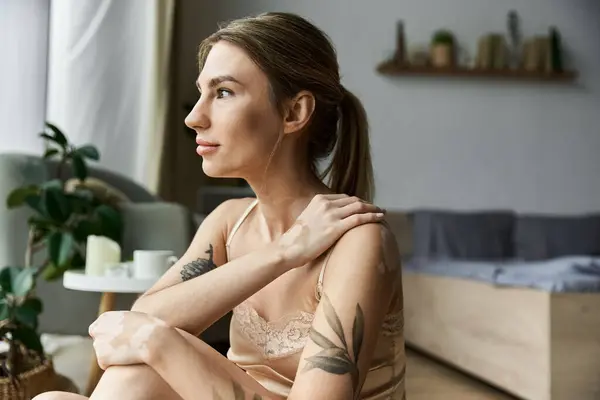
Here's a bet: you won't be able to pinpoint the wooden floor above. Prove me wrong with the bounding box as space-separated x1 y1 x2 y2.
406 348 517 399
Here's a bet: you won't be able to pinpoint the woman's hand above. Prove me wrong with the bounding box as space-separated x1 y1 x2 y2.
88 310 170 369
278 194 386 267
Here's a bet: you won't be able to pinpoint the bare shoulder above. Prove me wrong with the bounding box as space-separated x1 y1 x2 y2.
200 197 257 235
327 221 401 277
139 197 257 297
334 222 398 255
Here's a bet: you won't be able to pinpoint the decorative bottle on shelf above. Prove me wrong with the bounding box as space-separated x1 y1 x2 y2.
548 26 563 73
507 10 522 70
393 20 406 66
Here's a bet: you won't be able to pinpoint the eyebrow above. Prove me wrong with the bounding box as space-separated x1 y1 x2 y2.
196 75 241 90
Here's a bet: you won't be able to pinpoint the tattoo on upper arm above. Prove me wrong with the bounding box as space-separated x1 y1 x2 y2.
303 293 365 397
180 244 217 281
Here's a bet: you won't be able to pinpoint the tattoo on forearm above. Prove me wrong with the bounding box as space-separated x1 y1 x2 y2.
212 381 263 400
303 293 365 397
180 244 216 281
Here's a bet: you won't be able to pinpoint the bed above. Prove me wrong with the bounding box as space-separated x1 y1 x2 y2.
386 210 600 400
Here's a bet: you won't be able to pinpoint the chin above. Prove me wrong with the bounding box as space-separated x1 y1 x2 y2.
201 159 239 179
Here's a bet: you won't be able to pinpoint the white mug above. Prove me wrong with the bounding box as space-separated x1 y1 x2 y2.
133 250 177 279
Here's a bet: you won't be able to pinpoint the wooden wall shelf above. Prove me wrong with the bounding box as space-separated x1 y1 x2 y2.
376 61 578 83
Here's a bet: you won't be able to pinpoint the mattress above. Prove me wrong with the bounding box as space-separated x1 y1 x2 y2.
403 256 600 292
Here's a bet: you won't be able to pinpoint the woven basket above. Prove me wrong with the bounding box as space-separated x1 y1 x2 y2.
0 358 59 400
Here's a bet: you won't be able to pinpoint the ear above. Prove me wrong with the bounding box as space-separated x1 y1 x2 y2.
282 91 315 135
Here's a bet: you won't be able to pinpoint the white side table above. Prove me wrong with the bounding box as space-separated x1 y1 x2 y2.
63 271 159 396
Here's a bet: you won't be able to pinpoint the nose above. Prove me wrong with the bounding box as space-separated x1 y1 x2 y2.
184 98 210 131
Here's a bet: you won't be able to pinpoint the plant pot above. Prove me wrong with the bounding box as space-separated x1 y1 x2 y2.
430 44 455 68
0 357 60 400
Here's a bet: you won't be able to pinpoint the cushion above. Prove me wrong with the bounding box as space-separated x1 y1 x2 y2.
515 214 600 260
411 210 515 260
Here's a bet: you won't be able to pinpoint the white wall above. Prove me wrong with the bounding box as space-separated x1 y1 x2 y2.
178 0 600 214
0 0 50 155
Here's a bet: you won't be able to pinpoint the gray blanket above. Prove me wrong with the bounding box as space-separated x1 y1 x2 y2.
404 256 600 292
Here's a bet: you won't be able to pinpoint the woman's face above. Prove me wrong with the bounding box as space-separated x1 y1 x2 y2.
185 41 283 179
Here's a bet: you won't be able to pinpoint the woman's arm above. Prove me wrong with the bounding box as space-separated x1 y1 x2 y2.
132 194 386 337
288 222 402 400
146 327 280 400
131 199 292 335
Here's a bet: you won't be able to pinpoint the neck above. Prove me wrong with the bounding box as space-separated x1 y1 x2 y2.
246 167 333 241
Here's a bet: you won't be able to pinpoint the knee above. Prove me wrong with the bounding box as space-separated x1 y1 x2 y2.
32 392 69 400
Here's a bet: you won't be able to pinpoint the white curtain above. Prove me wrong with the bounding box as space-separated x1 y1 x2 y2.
46 0 174 192
0 0 50 155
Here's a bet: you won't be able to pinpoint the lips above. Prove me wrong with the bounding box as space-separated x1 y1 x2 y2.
196 137 219 146
196 137 220 156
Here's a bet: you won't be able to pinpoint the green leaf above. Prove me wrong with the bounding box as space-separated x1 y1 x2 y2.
48 231 74 267
13 325 43 354
0 301 9 320
71 153 88 181
76 145 100 161
66 190 95 214
352 304 364 363
39 133 56 143
95 205 123 241
70 251 86 269
72 219 99 241
313 347 350 361
11 268 34 297
27 216 56 232
41 186 70 222
43 148 60 159
6 185 39 209
25 194 45 216
41 263 67 281
58 233 74 266
309 327 342 350
0 267 20 293
321 293 347 348
15 298 43 329
303 354 352 375
45 122 68 147
40 179 62 191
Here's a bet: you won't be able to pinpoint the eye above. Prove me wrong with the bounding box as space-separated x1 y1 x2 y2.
217 88 233 98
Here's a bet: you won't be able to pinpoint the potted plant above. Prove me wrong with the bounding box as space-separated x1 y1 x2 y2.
430 29 456 68
0 123 124 397
0 266 54 398
6 123 124 280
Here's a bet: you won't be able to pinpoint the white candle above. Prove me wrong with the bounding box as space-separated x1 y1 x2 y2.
85 235 121 276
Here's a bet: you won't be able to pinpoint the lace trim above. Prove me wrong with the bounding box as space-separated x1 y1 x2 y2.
233 303 314 359
233 303 404 358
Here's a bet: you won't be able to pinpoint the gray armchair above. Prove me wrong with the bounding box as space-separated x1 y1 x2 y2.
0 153 196 336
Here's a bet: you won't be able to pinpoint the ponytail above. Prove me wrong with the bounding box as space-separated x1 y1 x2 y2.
322 87 374 202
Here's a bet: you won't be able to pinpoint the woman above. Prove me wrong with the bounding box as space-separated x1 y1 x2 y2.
37 12 406 400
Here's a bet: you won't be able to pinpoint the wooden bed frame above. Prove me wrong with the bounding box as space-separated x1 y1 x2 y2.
402 271 600 400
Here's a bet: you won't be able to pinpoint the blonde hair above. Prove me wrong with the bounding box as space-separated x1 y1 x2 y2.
198 12 374 201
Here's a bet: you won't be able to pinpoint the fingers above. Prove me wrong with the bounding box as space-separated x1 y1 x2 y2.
341 211 386 231
329 195 362 208
309 192 386 231
333 198 385 220
315 193 350 201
